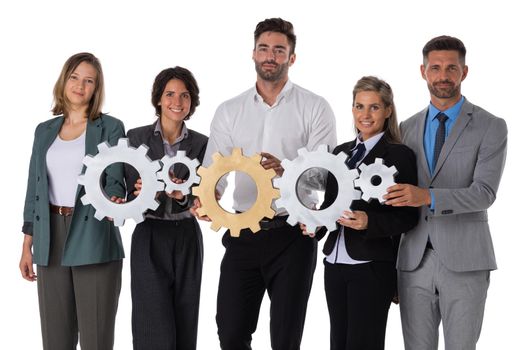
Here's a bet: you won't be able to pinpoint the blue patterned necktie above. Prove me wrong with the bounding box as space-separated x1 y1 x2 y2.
433 112 448 171
345 143 366 169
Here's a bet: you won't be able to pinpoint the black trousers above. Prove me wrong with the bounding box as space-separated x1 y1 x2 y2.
216 224 317 350
131 218 203 350
324 260 396 350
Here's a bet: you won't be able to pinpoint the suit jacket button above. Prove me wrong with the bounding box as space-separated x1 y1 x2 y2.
36 195 39 201
84 216 88 221
37 176 40 182
36 216 40 221
424 215 428 221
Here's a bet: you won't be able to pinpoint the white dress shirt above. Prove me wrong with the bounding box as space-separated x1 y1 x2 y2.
204 80 337 214
325 132 384 265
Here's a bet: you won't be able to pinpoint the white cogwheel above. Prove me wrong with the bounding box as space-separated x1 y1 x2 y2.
274 144 361 233
354 158 397 204
78 138 164 226
192 148 280 237
157 151 201 195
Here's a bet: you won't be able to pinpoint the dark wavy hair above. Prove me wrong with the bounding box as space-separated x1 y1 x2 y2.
254 18 296 55
151 66 200 120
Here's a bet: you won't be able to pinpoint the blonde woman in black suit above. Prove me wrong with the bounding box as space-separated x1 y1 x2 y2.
305 76 418 350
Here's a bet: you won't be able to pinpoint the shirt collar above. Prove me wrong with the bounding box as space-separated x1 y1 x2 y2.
428 95 465 122
253 79 294 106
154 119 188 145
355 131 384 151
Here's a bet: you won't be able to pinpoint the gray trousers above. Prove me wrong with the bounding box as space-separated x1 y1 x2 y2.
398 248 490 350
37 213 122 350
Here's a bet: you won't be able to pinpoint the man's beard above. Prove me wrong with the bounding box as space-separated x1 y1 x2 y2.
428 80 460 99
255 60 288 82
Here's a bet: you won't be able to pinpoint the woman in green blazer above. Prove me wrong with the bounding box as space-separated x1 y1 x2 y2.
19 52 125 350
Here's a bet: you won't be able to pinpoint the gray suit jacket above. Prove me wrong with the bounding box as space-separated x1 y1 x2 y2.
397 98 507 272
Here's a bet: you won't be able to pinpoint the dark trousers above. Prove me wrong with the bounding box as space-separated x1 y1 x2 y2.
324 260 396 350
37 213 122 350
216 224 317 350
131 218 203 350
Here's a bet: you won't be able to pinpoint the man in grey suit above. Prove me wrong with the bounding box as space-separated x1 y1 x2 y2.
384 35 507 350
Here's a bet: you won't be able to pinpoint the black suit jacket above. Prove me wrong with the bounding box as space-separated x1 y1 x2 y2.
124 121 208 216
317 136 418 262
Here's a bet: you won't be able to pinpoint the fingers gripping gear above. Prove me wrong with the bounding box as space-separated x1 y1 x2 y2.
157 151 201 195
192 148 280 237
273 145 361 233
354 158 397 203
78 138 164 226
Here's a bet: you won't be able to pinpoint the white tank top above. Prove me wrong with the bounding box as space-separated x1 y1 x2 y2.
46 131 86 207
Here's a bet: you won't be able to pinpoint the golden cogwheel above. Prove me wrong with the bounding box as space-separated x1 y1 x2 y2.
192 148 280 237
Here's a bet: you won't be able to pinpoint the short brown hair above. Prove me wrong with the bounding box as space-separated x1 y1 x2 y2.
52 52 104 121
352 76 401 144
254 18 296 55
151 66 200 120
423 35 466 66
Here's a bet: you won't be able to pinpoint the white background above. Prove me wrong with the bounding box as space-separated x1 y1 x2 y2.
1 0 523 348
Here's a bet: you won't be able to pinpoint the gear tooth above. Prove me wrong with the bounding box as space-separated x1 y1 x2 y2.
80 195 89 205
273 178 281 188
249 224 261 233
190 159 200 168
212 153 223 162
275 198 284 208
229 228 241 237
272 189 281 199
362 194 372 202
148 200 160 210
180 188 191 195
375 158 384 165
197 167 208 177
358 163 367 171
113 218 125 227
306 224 318 234
137 144 149 156
316 144 328 152
192 186 202 197
97 142 110 152
232 148 242 157
287 215 298 225
251 153 262 162
194 175 201 185
210 222 222 232
132 214 145 224
265 208 276 218
297 148 308 156
196 207 207 216
82 155 94 167
78 175 85 185
94 210 105 221
155 180 165 191
336 152 348 161
177 150 187 157
326 222 337 232
117 138 129 147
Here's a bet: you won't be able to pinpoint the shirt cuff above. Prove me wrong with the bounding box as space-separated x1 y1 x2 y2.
175 196 189 206
429 190 435 210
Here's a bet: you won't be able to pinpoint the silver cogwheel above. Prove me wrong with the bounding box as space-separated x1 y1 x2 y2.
274 145 361 233
157 151 201 195
354 158 397 204
78 138 164 226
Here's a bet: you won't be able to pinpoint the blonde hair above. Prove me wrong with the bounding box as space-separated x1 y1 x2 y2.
52 52 104 121
352 76 401 144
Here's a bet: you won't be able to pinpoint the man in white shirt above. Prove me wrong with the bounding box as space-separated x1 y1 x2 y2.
197 18 337 350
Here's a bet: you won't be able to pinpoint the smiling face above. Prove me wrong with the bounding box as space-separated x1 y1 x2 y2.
252 31 295 82
421 50 468 108
64 61 97 111
158 79 191 123
352 90 392 141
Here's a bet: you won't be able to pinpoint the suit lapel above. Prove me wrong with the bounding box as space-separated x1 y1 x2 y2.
76 117 103 201
416 108 432 182
361 136 388 165
431 101 473 181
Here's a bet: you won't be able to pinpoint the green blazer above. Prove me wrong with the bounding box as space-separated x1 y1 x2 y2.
22 114 126 266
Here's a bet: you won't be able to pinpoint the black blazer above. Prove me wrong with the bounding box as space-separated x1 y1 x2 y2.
124 121 208 216
317 135 418 262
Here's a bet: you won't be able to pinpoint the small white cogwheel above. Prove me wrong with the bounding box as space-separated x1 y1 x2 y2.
157 151 201 195
354 158 397 204
78 138 164 226
192 148 280 237
274 145 361 233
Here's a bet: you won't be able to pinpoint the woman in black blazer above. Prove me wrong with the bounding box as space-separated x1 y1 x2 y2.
311 76 418 350
124 67 208 350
